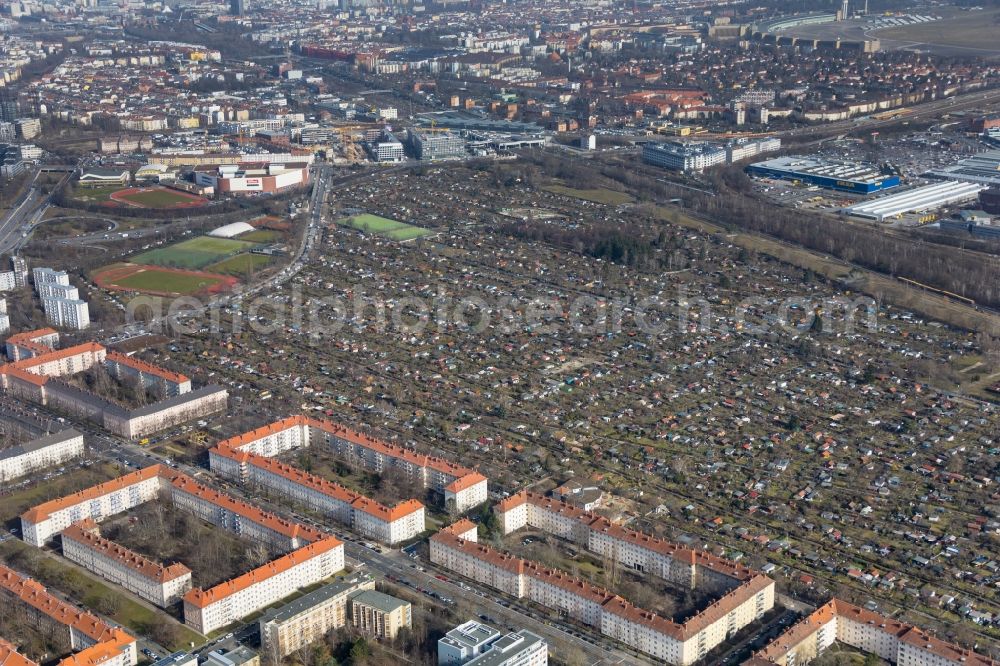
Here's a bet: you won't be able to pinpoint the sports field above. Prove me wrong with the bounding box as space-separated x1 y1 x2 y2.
206 253 272 275
338 214 434 241
110 187 208 209
132 236 256 269
92 263 237 296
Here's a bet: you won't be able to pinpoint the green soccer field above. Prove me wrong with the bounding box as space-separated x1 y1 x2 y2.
113 269 226 294
339 214 434 241
133 236 256 269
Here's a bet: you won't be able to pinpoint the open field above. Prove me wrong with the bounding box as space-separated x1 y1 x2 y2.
542 184 634 205
92 263 237 296
132 236 255 269
205 253 272 275
110 186 208 209
338 213 434 241
71 185 124 204
875 9 1000 54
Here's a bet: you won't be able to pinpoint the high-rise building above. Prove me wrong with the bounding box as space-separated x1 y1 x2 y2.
0 90 19 122
11 256 27 287
42 296 90 330
230 0 246 15
0 298 8 334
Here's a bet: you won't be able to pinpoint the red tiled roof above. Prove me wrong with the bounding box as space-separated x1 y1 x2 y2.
21 465 168 525
214 446 424 523
104 350 189 385
0 638 37 666
62 522 192 583
182 536 342 609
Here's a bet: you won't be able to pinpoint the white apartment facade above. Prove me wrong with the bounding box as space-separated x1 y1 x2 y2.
433 512 776 666
20 465 345 635
183 537 345 634
259 575 376 658
61 521 193 607
749 599 997 666
0 428 83 482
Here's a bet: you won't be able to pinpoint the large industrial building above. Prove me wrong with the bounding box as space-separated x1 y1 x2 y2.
928 149 1000 187
747 156 900 193
842 180 986 221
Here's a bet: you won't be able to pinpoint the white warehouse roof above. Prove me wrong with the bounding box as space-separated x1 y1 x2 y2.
209 222 256 238
842 180 986 221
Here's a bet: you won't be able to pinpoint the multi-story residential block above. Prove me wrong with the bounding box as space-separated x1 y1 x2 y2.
431 518 774 665
211 438 425 545
0 298 8 334
0 340 226 439
41 296 90 330
5 328 60 361
348 590 411 640
10 256 27 287
209 415 487 514
37 282 79 300
33 267 70 288
61 520 192 607
14 117 40 139
748 599 997 666
259 574 376 658
0 428 84 482
0 272 15 292
439 621 548 666
0 564 137 666
19 465 344 635
104 351 191 396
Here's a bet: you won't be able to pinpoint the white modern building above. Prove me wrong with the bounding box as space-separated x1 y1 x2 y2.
439 621 548 666
0 298 8 334
369 135 406 162
41 296 90 330
642 141 727 172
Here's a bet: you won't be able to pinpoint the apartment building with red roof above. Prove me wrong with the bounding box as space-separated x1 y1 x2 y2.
748 598 997 666
19 466 344 635
430 521 774 665
212 416 487 512
0 565 137 666
61 520 192 608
